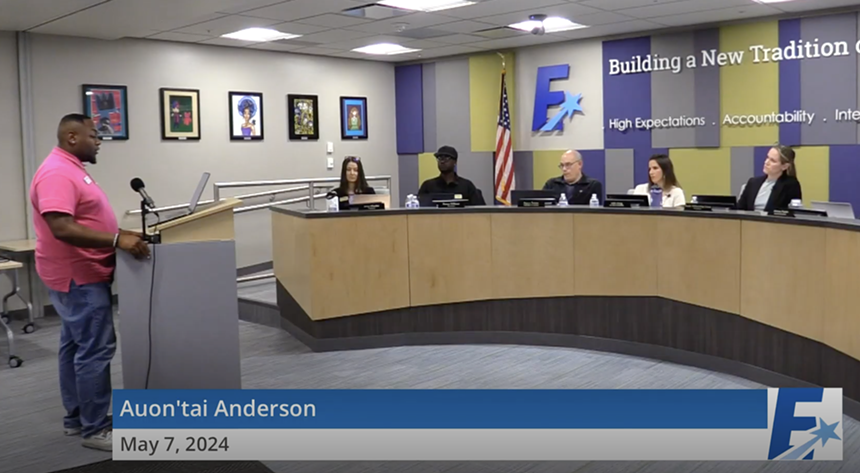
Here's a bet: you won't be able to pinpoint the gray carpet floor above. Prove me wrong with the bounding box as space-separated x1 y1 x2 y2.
1 294 857 473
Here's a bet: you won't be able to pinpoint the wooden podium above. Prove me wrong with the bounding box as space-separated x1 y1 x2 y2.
116 198 243 389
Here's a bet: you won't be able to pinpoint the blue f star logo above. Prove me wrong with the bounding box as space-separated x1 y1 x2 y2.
768 388 841 460
532 64 583 132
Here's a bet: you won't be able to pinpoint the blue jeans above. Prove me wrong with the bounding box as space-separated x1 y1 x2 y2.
48 281 115 438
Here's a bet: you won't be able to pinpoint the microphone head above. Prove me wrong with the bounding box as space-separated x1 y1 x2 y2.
130 177 145 192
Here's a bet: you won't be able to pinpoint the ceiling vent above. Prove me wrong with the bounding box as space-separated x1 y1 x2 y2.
341 4 411 20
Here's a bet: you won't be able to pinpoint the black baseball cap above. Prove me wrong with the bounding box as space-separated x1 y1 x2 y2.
434 145 458 160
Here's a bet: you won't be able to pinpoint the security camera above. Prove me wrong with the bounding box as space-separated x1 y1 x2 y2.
529 14 547 35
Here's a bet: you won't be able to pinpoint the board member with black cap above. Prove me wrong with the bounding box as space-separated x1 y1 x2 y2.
417 145 485 205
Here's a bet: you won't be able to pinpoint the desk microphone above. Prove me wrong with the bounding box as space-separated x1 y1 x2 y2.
130 178 156 208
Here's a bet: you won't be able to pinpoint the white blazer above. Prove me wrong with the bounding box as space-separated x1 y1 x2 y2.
633 183 686 208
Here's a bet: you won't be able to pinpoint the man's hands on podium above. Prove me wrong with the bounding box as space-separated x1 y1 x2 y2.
118 229 150 260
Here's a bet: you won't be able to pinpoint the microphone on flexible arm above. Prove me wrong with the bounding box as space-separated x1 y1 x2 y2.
130 178 160 244
130 178 156 209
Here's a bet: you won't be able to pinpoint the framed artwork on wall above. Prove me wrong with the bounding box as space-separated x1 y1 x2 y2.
82 84 128 141
159 88 201 141
229 91 264 141
287 94 319 141
340 96 368 140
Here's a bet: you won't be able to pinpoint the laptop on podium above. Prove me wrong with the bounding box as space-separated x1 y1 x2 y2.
155 172 211 225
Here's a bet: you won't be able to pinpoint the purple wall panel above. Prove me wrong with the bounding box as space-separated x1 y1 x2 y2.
778 19 802 146
395 64 424 154
829 145 860 210
603 37 652 149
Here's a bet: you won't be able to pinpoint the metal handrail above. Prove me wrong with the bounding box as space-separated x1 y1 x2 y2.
213 175 392 210
126 185 310 215
235 193 329 214
237 273 275 283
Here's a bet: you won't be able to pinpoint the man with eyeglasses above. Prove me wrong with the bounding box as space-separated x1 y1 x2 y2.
417 145 485 205
542 149 603 205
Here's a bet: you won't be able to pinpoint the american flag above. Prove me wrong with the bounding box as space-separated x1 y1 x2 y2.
493 72 515 205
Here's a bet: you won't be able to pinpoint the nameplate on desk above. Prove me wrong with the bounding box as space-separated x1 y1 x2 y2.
518 198 554 207
605 200 632 208
350 202 385 211
769 209 795 218
434 200 467 208
684 204 713 212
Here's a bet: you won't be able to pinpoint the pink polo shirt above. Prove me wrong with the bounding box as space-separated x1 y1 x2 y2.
30 147 119 292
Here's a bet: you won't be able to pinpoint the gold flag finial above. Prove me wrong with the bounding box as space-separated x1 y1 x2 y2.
497 52 506 74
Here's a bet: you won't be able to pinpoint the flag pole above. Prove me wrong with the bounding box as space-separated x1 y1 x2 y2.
496 52 506 74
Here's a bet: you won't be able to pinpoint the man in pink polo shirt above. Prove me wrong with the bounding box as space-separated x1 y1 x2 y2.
30 114 149 452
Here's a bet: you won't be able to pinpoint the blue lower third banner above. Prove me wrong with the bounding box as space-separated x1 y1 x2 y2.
112 388 842 461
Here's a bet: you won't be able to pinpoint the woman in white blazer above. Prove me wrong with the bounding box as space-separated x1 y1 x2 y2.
633 154 685 208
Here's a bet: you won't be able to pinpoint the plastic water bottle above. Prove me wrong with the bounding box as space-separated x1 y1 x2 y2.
326 195 339 212
649 186 662 208
405 194 419 209
558 193 569 207
589 193 600 208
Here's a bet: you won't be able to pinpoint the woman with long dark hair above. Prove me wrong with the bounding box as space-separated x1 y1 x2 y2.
333 156 375 198
633 154 685 208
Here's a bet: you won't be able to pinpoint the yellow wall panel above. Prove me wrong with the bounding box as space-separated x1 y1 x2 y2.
794 146 829 207
719 22 779 147
470 51 515 152
669 148 732 198
532 150 564 189
418 152 438 185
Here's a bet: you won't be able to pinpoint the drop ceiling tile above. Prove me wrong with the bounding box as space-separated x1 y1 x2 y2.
774 0 860 12
199 37 262 47
215 0 289 15
298 28 376 44
469 34 571 50
0 0 104 31
558 19 664 40
650 4 782 27
431 19 497 34
247 41 309 51
294 13 373 28
621 0 753 19
268 21 331 35
242 0 364 21
416 44 484 58
578 0 683 11
293 45 348 55
395 28 452 39
147 31 212 43
27 0 226 39
439 0 574 20
430 33 486 44
346 12 459 33
322 34 415 51
570 11 637 26
479 5 628 28
173 14 282 36
401 39 449 49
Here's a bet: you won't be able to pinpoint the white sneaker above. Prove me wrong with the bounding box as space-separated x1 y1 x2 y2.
82 428 112 451
64 426 81 436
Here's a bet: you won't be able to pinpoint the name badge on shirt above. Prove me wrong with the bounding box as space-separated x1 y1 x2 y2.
83 176 93 185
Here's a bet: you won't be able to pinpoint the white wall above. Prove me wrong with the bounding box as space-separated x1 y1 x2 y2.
29 34 398 267
0 32 28 310
515 39 604 151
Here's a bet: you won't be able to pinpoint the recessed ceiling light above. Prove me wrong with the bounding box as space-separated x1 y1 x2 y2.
352 43 421 55
221 27 301 42
508 16 588 34
377 0 476 12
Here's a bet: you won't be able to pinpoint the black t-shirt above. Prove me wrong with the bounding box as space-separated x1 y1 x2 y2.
417 174 485 205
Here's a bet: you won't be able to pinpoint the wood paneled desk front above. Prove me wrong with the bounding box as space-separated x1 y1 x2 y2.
271 206 860 417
